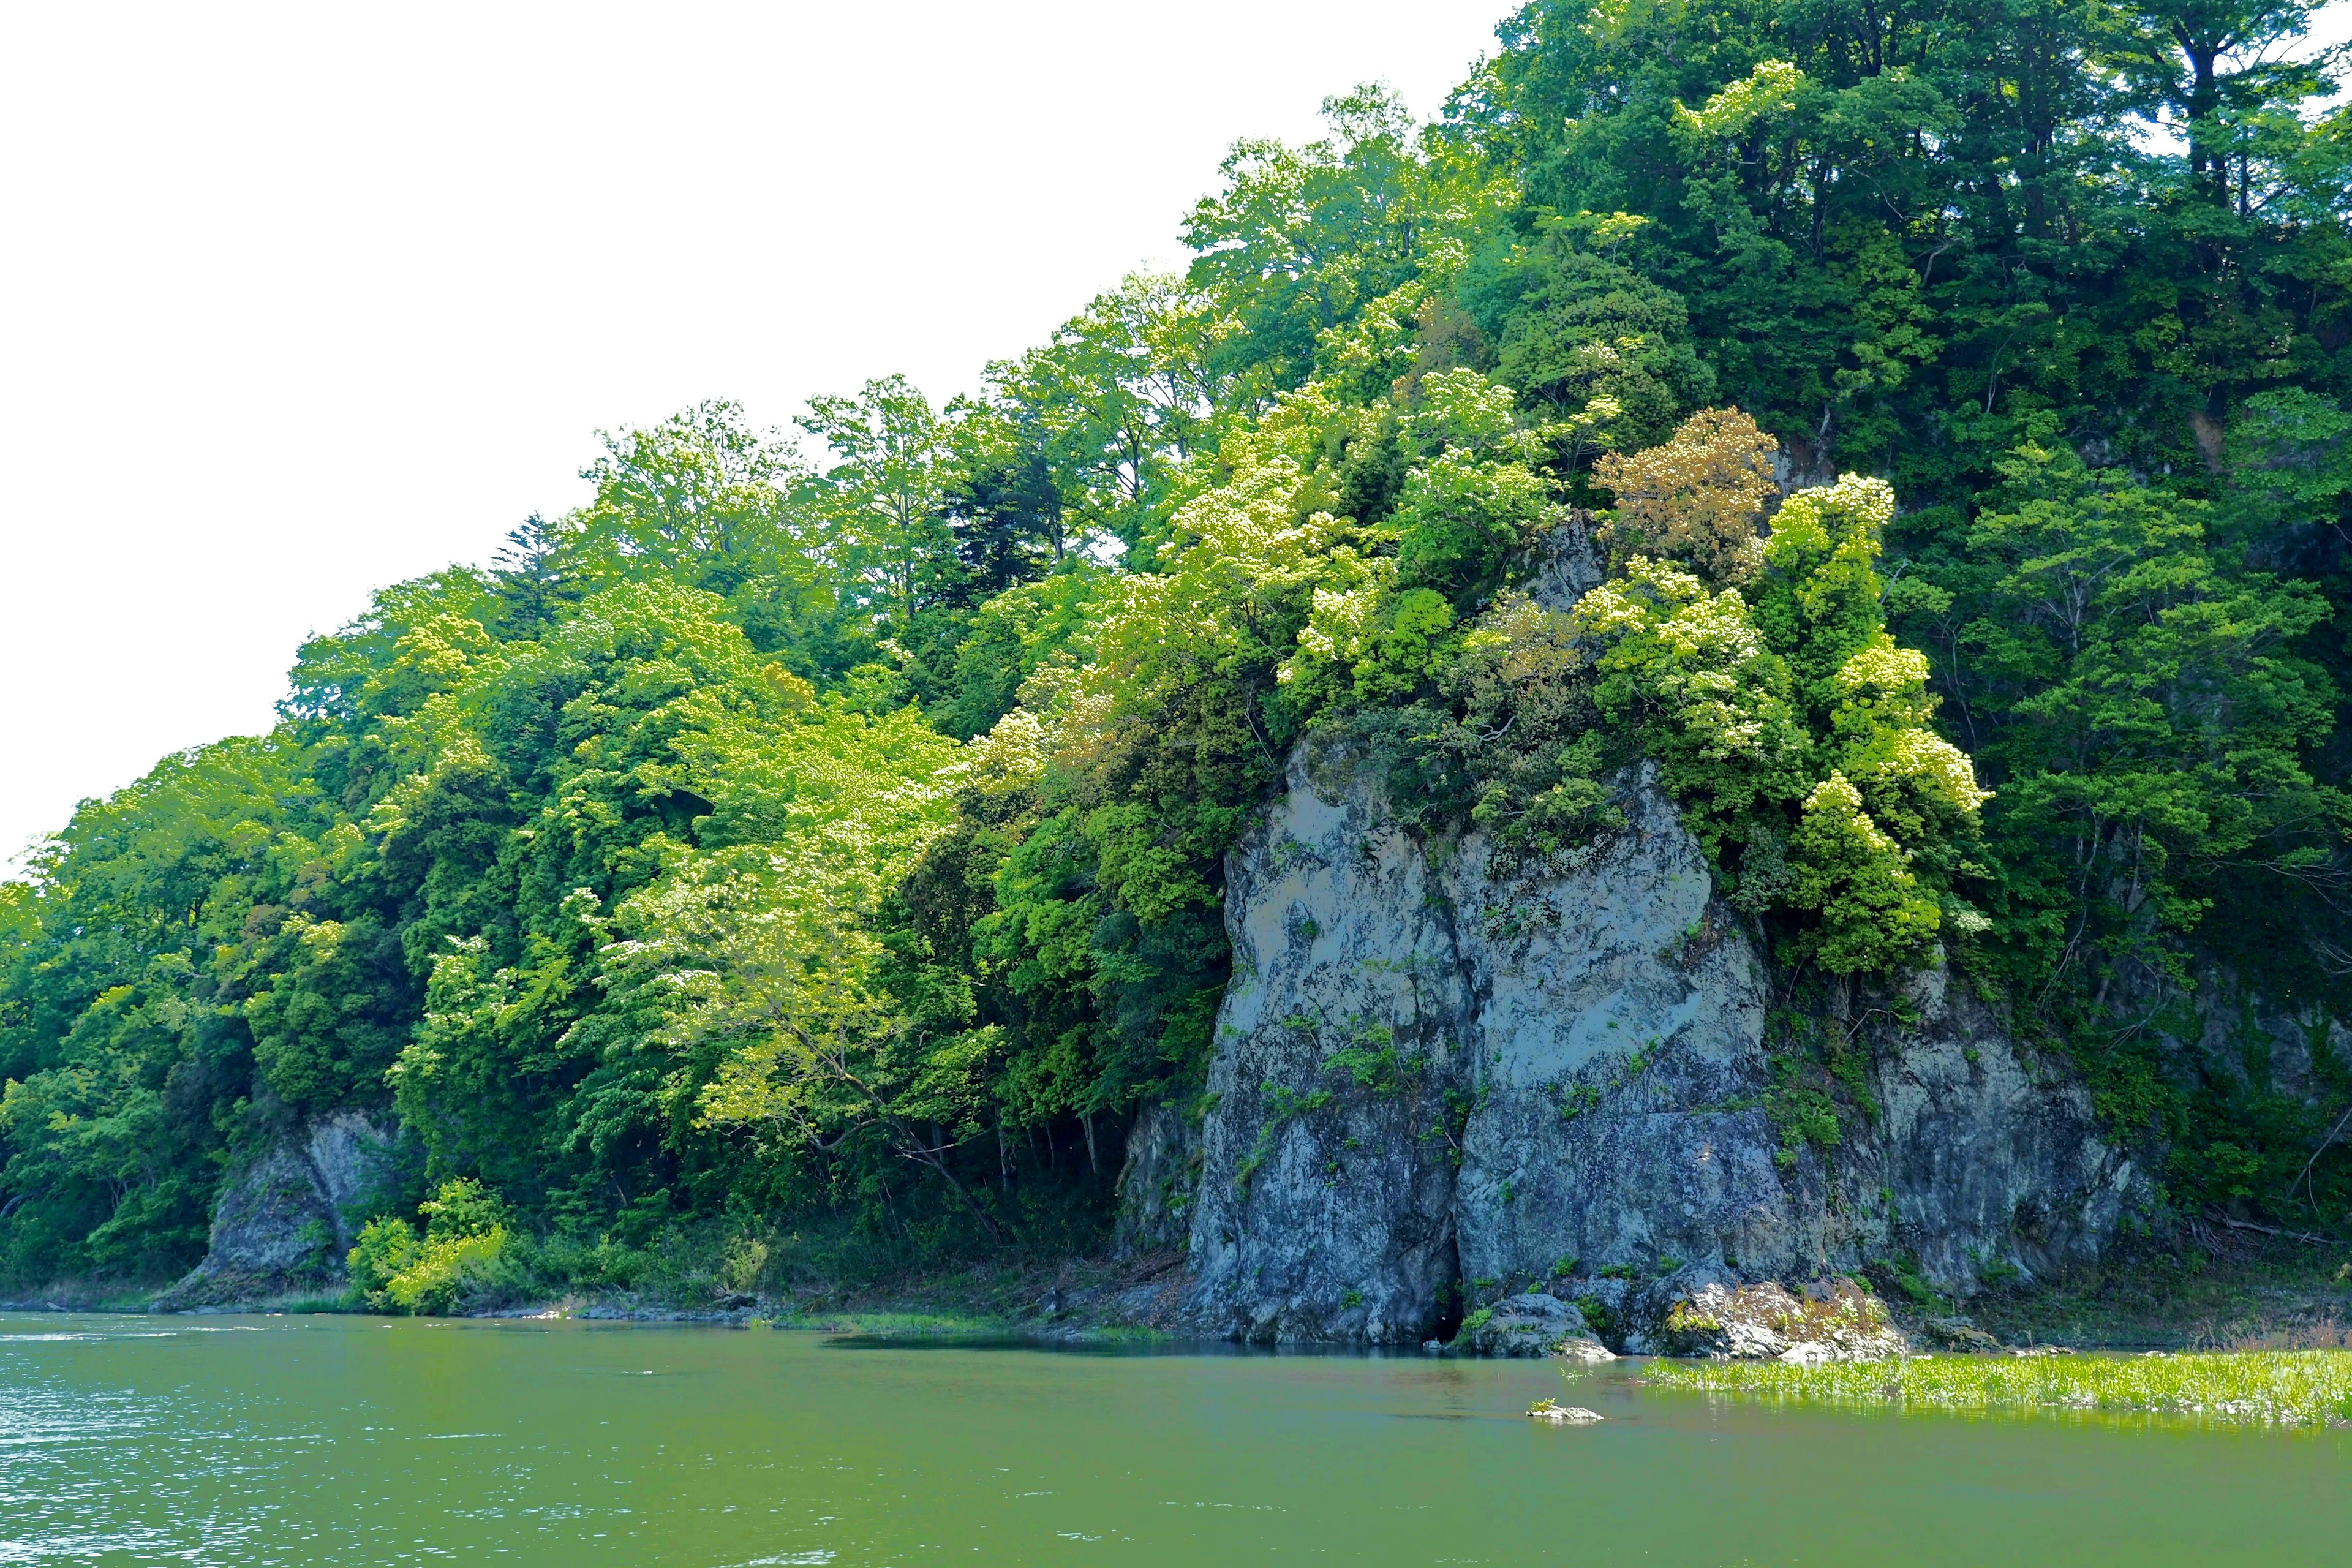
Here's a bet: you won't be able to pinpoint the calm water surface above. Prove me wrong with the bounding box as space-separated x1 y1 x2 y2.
1 1311 2344 1566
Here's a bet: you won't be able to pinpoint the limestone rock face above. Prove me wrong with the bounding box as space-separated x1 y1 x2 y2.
154 1112 399 1309
1139 746 2141 1347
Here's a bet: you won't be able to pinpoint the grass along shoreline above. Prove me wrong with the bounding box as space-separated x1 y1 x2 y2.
1641 1350 2352 1428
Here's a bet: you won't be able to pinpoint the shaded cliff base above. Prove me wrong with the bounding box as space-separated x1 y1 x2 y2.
451 1239 2352 1351
725 1238 2352 1352
7 1233 2347 1353
1949 1234 2352 1351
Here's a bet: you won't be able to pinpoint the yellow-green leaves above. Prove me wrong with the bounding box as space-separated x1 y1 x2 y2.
1830 641 1989 850
1788 773 1942 974
1575 556 1804 785
1673 60 1806 142
1404 367 1527 454
1758 473 1896 663
670 845 901 1137
1569 460 1986 973
1387 368 1565 606
345 1177 509 1315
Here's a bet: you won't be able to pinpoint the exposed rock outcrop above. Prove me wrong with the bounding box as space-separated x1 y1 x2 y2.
1140 744 2143 1348
153 1112 399 1310
1458 1291 1616 1358
1661 1279 1907 1361
1183 747 1476 1344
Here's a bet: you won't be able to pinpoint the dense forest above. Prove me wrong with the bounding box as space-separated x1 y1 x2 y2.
8 0 2352 1303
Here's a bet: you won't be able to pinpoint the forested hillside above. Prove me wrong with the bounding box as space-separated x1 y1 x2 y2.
7 0 2352 1300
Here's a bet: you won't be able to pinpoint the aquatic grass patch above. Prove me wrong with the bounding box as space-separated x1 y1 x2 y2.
1642 1350 2352 1428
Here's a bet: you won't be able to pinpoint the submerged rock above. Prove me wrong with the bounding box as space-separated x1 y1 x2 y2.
153 1113 400 1310
1131 733 2141 1348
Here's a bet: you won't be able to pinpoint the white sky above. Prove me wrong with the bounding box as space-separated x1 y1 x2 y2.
0 1 1512 866
4 2 2350 869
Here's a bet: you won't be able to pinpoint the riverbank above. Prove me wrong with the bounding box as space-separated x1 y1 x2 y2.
6 1247 1197 1342
7 1232 2348 1352
469 1248 1197 1342
455 1242 2352 1352
1941 1242 2352 1352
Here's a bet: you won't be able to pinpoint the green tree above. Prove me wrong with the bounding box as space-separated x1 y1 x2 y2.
799 375 957 633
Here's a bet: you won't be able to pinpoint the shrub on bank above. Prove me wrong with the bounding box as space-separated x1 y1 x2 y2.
347 1178 511 1314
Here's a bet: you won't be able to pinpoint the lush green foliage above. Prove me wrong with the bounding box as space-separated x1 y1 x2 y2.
347 1177 511 1314
6 2 2352 1296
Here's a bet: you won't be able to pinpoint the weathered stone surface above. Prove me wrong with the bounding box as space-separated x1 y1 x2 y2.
1128 739 2145 1349
1112 1102 1201 1258
1524 511 1606 607
1442 783 1793 1308
1662 1279 1909 1361
154 1113 399 1309
1841 960 2139 1289
1183 756 1474 1343
1458 1291 1617 1358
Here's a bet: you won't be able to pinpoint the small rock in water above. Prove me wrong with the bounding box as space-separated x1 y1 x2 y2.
1551 1335 1617 1364
1527 1400 1604 1423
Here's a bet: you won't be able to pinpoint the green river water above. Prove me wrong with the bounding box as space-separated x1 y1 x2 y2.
1 1312 2344 1566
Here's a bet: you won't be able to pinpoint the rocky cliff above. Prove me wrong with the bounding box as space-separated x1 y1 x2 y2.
1145 748 2142 1346
153 1112 400 1309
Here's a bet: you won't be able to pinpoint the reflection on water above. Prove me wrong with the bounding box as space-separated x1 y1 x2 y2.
0 1312 2344 1566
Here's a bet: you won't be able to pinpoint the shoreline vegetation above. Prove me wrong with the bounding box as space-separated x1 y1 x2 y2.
1640 1349 2352 1430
